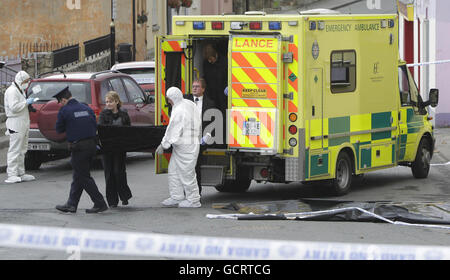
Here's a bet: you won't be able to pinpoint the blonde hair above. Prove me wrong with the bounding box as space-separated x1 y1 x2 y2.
105 91 122 108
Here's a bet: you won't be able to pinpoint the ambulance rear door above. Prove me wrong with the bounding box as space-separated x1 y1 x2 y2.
155 35 191 174
228 33 283 154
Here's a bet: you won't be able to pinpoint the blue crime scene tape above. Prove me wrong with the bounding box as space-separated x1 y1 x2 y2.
407 59 450 67
0 223 449 260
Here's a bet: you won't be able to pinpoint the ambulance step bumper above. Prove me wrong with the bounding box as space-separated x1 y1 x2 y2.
200 165 226 187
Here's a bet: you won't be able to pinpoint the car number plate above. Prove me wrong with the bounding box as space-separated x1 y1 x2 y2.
28 143 50 151
242 119 261 136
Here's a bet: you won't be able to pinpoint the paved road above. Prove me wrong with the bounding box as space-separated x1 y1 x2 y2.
0 145 449 259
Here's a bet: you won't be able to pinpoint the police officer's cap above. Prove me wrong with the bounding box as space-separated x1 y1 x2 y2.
52 86 71 103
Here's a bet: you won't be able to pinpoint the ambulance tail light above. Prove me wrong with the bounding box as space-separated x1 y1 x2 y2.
193 21 205 30
289 138 297 147
269 21 281 30
289 113 297 122
289 125 297 135
249 21 262 30
211 21 224 30
260 168 269 178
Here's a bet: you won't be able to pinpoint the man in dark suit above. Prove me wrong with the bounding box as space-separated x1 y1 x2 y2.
185 79 216 195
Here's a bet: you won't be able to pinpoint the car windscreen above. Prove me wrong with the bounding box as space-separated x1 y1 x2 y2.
27 82 91 103
118 68 155 84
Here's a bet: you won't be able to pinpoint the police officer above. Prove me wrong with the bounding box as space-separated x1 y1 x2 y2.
53 86 108 214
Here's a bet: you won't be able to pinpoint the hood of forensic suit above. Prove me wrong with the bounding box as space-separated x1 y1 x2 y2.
166 87 184 107
15 71 31 91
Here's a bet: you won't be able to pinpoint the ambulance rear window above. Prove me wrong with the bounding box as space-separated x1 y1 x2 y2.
331 50 356 93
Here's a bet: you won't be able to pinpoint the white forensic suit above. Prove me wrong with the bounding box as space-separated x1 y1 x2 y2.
160 87 202 208
4 71 36 183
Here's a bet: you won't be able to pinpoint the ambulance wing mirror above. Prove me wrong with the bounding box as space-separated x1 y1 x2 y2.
425 89 439 108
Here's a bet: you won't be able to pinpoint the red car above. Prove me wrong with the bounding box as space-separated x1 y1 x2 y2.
111 61 155 96
25 70 155 170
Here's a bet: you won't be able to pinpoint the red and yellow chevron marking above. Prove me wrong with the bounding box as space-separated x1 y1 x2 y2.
229 108 276 150
156 39 187 174
231 50 278 108
159 40 186 125
287 38 299 113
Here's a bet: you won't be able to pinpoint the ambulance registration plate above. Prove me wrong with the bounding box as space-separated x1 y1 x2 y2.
28 143 50 151
242 119 261 136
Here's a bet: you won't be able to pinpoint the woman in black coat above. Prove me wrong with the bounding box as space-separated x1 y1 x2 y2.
98 91 132 207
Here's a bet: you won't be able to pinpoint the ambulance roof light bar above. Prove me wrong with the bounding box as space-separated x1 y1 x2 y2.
193 21 205 30
249 21 262 30
211 21 224 30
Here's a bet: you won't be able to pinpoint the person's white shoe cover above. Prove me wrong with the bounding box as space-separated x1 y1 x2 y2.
178 200 201 208
161 197 183 206
5 176 22 184
20 174 35 182
160 87 202 205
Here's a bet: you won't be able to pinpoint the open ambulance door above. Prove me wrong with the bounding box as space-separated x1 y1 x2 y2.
155 35 191 174
228 33 284 155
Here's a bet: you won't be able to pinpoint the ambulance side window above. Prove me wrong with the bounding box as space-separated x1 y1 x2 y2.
330 50 356 93
398 67 411 106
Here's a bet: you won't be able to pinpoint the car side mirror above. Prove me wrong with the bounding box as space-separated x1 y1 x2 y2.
428 88 439 108
0 61 5 69
145 95 155 104
401 91 409 105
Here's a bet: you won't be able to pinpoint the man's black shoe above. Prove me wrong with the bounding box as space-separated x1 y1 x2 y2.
85 204 108 214
56 204 77 213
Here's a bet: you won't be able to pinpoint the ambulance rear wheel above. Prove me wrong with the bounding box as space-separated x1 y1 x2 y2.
215 166 251 193
330 152 353 196
411 138 431 179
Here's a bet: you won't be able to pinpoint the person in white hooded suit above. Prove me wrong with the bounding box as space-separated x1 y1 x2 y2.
4 71 38 183
157 87 202 208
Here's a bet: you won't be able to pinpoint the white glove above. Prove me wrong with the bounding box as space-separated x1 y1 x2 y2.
201 133 212 145
156 144 164 155
26 97 38 105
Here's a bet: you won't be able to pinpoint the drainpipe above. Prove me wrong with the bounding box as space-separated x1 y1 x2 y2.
132 0 136 61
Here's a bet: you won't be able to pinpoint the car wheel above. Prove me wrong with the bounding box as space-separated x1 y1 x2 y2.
330 152 353 196
411 138 431 179
25 151 43 170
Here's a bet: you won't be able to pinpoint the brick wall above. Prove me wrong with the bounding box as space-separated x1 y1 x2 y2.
0 0 110 57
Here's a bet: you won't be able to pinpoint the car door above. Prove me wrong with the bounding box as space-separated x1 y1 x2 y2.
107 77 137 124
122 77 154 125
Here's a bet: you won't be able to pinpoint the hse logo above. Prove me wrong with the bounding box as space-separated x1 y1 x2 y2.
233 38 278 52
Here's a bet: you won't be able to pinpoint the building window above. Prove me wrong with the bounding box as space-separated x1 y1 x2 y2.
330 50 356 93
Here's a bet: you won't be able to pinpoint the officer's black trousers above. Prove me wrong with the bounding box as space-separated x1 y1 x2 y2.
67 138 106 208
102 151 132 206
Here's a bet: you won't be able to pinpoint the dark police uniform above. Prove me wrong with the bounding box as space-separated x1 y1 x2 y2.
56 97 107 212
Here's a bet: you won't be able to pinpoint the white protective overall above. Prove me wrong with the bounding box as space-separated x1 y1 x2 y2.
161 87 202 206
4 71 34 182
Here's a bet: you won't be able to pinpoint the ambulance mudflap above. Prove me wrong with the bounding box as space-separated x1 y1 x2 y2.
228 34 283 155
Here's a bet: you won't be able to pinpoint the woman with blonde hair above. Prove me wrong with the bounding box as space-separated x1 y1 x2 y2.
98 91 132 207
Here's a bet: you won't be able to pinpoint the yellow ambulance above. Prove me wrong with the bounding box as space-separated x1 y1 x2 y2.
155 11 439 195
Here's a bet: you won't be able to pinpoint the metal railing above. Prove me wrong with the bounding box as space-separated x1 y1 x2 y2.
84 34 110 58
53 44 80 68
